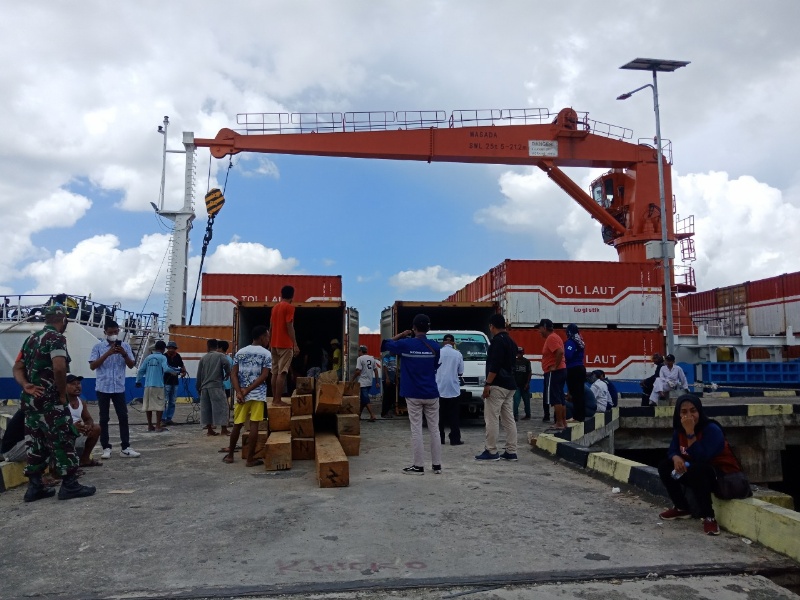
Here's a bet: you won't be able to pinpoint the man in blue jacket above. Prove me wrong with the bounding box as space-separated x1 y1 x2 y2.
381 314 441 475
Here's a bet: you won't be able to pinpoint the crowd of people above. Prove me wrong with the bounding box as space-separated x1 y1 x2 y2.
2 297 751 536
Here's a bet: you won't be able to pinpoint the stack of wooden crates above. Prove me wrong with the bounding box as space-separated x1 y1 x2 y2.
242 377 361 487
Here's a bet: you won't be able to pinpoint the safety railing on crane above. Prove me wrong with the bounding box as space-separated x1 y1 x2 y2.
637 137 673 164
235 108 633 140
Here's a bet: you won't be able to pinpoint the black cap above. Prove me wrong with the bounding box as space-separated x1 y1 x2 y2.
166 341 178 348
66 374 84 383
517 347 524 353
665 353 676 361
442 334 455 343
535 318 554 330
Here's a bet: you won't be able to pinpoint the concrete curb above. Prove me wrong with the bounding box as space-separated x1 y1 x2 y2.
533 428 800 562
619 404 800 419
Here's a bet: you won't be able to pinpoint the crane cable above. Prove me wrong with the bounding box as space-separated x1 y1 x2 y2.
187 155 232 325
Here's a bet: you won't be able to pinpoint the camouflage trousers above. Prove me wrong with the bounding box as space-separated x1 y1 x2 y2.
21 394 79 478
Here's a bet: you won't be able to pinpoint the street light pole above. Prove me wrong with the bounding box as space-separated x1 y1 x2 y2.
618 58 689 357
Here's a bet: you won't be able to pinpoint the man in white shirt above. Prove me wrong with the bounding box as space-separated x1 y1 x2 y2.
65 375 102 467
590 370 611 413
352 346 379 422
436 334 464 446
649 354 688 406
223 326 272 466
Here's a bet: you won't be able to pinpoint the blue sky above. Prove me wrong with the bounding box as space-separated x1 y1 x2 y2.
2 1 799 332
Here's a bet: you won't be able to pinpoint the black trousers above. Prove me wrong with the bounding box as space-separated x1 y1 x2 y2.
381 382 396 416
566 365 587 421
97 391 130 451
438 396 461 444
657 457 718 518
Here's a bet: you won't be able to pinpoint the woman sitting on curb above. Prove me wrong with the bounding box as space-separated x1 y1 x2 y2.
657 394 750 536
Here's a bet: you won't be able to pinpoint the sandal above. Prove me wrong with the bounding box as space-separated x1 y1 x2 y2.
218 446 241 453
80 459 103 467
222 455 234 464
245 459 263 468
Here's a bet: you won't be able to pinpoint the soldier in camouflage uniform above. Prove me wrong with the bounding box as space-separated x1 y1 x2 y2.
12 304 96 502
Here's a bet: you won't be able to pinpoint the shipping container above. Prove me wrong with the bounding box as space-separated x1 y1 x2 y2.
380 301 499 340
446 260 664 329
508 327 664 392
168 325 233 354
234 301 358 379
685 271 800 337
358 333 382 359
200 274 343 326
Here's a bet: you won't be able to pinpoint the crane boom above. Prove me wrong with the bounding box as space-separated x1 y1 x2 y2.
194 107 682 266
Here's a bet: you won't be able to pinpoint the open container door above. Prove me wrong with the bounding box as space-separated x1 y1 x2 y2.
345 306 359 380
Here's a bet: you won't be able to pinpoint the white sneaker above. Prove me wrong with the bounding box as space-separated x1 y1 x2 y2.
120 447 141 458
101 448 112 460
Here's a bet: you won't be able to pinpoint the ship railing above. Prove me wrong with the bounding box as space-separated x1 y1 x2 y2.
0 294 166 361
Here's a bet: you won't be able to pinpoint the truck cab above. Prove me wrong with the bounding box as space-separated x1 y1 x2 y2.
427 330 490 415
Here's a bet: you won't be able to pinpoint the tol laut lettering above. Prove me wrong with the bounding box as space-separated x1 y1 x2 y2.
558 285 616 296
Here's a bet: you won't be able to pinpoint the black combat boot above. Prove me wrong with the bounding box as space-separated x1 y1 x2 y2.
23 473 56 503
57 474 96 500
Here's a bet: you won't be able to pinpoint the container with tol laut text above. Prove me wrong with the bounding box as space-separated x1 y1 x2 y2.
200 273 343 326
445 260 664 329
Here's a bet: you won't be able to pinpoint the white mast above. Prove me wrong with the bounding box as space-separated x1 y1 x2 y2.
156 126 196 328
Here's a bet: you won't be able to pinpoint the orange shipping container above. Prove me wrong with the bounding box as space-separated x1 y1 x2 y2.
358 333 382 359
168 325 233 354
508 327 664 382
201 273 342 326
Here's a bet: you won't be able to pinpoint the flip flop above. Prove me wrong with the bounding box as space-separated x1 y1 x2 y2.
80 460 103 467
206 430 220 436
245 459 264 468
222 455 234 464
218 446 242 453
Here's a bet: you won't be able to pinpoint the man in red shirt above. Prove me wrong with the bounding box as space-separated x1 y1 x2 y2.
537 319 568 430
270 285 299 407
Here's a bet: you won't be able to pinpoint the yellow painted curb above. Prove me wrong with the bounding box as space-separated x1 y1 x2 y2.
716 392 730 398
762 390 795 398
747 404 793 416
1 460 27 491
713 496 800 562
0 412 14 431
531 393 543 399
534 434 564 455
654 406 673 418
753 489 795 510
593 412 605 430
567 422 584 439
176 397 194 404
586 452 639 483
611 407 619 420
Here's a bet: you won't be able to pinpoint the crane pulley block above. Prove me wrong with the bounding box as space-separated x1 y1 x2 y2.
204 188 225 217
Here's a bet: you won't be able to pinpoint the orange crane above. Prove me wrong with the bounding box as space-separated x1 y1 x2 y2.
194 107 695 290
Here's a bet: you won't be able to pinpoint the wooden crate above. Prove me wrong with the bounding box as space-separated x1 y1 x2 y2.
335 413 360 436
292 437 315 460
315 382 343 414
338 434 360 457
315 433 349 488
290 415 314 438
265 431 292 471
267 400 291 431
343 381 360 396
295 377 315 395
241 433 267 460
339 395 359 415
291 393 313 416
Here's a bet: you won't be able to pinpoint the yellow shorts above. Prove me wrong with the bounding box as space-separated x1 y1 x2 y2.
233 400 265 424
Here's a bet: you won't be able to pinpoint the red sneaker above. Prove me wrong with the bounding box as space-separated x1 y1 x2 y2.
659 507 692 520
703 518 720 535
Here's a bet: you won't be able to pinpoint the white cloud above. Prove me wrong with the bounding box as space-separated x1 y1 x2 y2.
674 171 800 289
359 325 379 334
23 233 171 302
389 266 477 293
239 156 280 179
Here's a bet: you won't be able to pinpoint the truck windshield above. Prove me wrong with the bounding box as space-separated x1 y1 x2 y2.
428 333 488 361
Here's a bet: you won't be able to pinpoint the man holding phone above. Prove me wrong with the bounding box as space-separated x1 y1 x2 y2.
89 320 140 459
